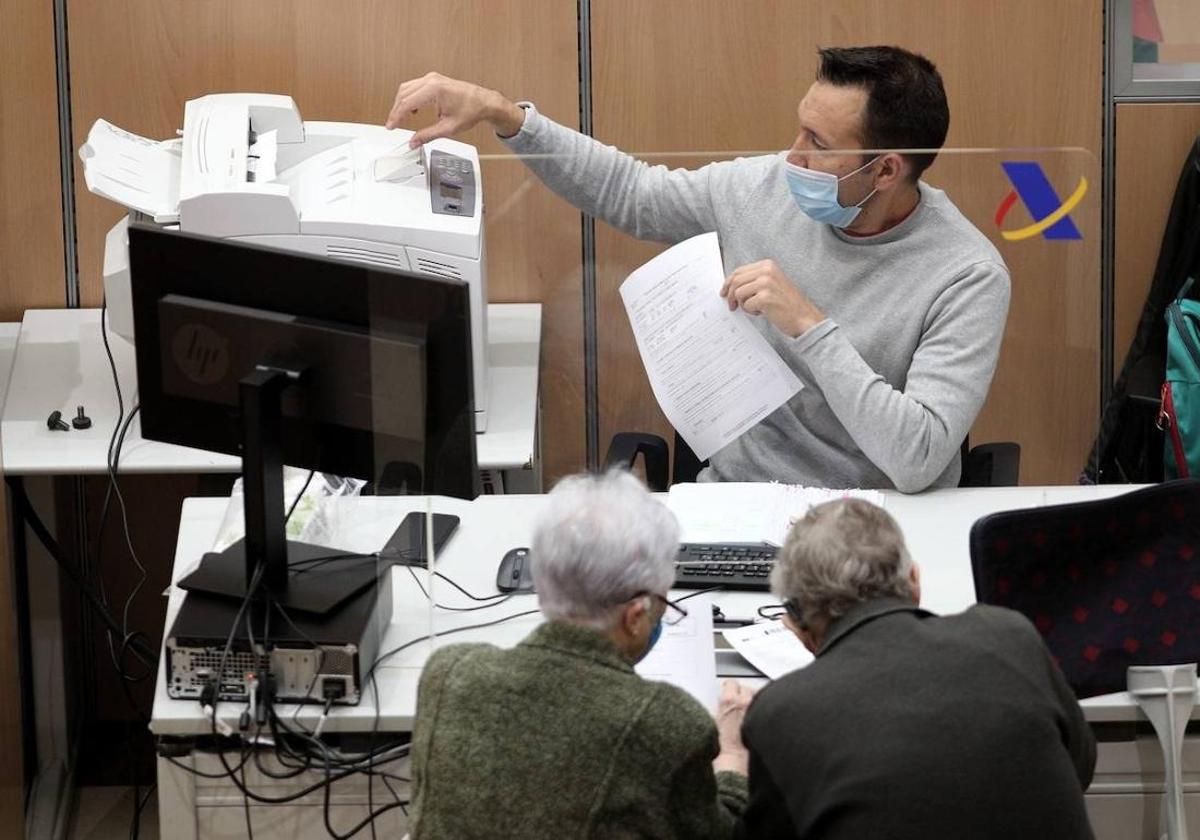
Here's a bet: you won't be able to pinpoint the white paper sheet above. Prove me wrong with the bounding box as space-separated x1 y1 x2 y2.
635 594 718 713
619 232 802 461
667 482 888 546
77 119 182 222
722 621 813 679
373 143 425 182
666 482 780 543
248 129 278 183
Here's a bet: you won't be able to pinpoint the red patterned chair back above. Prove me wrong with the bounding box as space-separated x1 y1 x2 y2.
970 480 1200 698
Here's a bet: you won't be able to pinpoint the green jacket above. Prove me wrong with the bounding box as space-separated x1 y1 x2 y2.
409 621 748 839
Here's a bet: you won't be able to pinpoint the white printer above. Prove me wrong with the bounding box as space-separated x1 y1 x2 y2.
79 92 491 430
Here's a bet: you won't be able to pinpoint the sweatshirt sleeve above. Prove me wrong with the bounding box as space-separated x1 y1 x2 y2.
781 259 1011 493
501 103 755 244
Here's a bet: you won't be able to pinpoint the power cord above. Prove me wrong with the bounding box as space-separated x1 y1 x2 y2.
6 478 156 664
171 565 537 838
100 297 158 836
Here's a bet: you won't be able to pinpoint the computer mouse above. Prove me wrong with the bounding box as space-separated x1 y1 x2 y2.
496 547 535 593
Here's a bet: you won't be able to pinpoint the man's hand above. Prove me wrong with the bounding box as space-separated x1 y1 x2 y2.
713 679 756 776
720 259 825 338
385 72 526 147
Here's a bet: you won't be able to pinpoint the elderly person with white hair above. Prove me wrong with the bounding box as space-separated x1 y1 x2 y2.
735 498 1096 840
408 470 753 839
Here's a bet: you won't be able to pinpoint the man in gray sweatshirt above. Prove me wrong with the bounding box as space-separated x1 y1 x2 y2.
386 46 1010 492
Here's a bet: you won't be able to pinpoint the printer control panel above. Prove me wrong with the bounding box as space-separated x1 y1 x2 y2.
429 150 477 218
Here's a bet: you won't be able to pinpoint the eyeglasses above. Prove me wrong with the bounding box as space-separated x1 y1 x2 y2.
782 597 808 630
632 591 689 626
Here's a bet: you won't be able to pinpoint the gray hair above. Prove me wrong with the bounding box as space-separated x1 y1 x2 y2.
770 498 914 628
531 469 678 629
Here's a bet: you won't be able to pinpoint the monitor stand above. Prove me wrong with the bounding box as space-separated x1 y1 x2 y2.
175 367 376 616
177 539 380 616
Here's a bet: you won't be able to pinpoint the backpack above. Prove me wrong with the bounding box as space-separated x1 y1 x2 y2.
1159 277 1200 478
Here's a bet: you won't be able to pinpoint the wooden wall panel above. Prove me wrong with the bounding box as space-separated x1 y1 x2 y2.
1114 103 1200 375
0 0 65 318
591 0 1102 486
67 0 585 483
0 0 64 827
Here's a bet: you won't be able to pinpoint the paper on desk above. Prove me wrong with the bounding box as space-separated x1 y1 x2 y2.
635 594 719 714
619 232 802 461
667 482 887 546
723 621 813 680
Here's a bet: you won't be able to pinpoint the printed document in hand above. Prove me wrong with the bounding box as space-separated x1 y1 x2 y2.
619 232 802 461
636 594 718 714
723 621 813 680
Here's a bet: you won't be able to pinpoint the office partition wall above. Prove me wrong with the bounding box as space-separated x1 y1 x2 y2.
590 0 1103 485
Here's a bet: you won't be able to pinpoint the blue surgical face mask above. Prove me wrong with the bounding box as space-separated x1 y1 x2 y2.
785 155 880 228
635 617 664 664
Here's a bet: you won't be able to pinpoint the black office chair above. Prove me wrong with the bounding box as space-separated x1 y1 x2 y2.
604 430 1020 491
969 479 1200 698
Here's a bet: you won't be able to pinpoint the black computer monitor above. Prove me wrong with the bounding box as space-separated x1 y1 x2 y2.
128 224 479 614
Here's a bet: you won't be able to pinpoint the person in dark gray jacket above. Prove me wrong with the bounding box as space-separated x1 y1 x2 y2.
408 470 752 839
736 498 1096 839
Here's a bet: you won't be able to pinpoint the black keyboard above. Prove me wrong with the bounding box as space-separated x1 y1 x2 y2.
673 542 778 591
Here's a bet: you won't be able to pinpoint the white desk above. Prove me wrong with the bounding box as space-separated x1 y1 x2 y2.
0 305 542 484
149 484 1200 840
150 483 1181 735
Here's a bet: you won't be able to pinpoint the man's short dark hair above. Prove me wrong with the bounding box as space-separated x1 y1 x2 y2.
816 45 949 180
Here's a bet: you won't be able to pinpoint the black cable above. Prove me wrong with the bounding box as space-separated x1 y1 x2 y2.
288 552 377 576
108 405 146 646
164 752 253 779
263 599 329 735
95 405 139 665
285 470 316 523
209 562 265 791
365 607 542 682
116 631 153 725
677 585 724 603
404 565 516 612
164 558 530 836
107 420 148 654
6 477 156 663
100 297 151 669
431 570 510 602
101 303 159 840
128 782 155 840
195 604 535 837
100 405 153 684
380 773 405 808
100 298 125 468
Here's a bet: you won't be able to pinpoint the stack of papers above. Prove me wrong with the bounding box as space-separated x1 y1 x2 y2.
666 482 887 546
